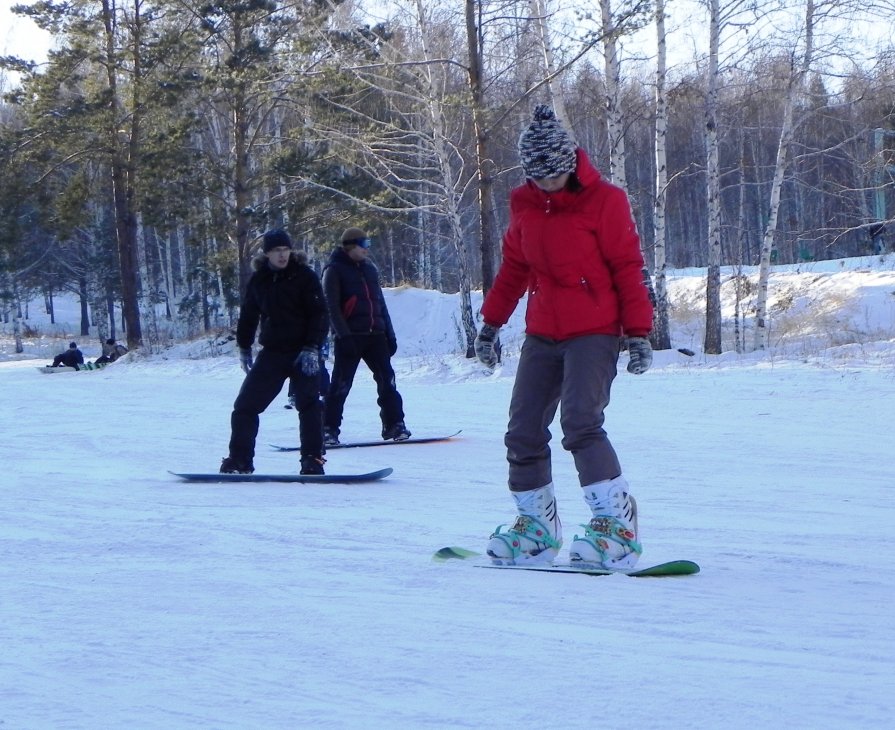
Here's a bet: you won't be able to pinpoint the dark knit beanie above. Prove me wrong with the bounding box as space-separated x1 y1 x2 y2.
518 104 577 179
262 229 292 252
341 227 367 245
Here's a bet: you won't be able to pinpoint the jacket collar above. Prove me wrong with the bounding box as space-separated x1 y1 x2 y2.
330 247 363 267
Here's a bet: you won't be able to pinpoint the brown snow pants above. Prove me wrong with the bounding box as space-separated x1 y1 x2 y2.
505 334 622 492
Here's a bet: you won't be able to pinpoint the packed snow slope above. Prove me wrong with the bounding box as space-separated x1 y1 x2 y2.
1 256 893 729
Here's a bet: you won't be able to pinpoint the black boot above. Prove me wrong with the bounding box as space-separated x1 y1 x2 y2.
220 456 254 474
300 455 325 475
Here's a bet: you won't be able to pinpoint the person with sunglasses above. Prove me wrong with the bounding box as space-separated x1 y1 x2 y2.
475 105 654 570
322 227 410 446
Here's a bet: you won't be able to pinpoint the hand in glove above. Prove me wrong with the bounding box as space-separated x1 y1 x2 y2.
474 324 500 367
626 336 653 375
387 337 398 357
296 346 320 377
239 347 253 374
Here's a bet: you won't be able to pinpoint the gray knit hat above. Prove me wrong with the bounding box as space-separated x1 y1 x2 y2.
518 104 577 179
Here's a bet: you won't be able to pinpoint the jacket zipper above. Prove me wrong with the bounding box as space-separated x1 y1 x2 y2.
357 263 375 332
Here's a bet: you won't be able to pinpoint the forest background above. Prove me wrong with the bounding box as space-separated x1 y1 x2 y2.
1 0 893 358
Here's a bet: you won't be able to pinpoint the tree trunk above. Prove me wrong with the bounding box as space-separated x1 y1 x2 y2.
101 0 143 350
754 0 815 350
530 0 571 129
78 275 91 336
703 0 723 355
652 0 671 350
600 0 627 190
464 0 494 350
233 83 253 300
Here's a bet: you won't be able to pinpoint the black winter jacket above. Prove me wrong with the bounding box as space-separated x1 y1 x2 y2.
323 248 395 341
59 348 84 367
236 251 328 353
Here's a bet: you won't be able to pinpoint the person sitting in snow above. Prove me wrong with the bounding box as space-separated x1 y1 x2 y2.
95 338 129 364
51 342 85 368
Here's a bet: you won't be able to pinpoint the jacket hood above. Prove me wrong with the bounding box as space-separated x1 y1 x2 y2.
571 147 602 187
251 249 309 272
329 247 354 265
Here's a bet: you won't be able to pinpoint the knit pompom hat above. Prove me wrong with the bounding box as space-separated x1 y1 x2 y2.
518 104 577 179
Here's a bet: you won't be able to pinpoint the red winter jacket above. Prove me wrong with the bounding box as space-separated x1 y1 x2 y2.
481 148 653 340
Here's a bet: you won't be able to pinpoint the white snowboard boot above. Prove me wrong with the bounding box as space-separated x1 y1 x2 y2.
569 476 642 570
487 483 562 565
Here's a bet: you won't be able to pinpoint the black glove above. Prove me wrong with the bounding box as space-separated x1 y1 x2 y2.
626 336 653 375
388 337 398 357
295 347 320 377
474 324 500 367
239 347 253 374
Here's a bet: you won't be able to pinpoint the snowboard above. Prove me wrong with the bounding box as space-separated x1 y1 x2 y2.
169 467 393 484
38 362 107 374
432 547 699 577
270 430 461 452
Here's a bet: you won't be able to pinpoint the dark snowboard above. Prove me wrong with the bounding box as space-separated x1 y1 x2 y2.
169 467 393 484
270 431 461 452
38 362 108 374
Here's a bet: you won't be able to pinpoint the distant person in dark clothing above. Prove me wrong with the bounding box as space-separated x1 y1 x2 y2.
322 227 410 445
220 229 328 475
51 342 84 368
95 338 128 364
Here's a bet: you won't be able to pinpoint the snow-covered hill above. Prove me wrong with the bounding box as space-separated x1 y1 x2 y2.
4 253 894 369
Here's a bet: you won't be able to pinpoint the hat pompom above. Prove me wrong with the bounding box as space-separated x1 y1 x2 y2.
532 104 556 123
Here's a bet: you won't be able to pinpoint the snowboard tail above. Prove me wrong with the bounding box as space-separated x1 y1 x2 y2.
433 547 699 577
170 467 393 484
271 431 461 452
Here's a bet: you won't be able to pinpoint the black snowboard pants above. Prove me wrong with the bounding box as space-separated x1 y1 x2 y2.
228 348 323 462
324 332 404 436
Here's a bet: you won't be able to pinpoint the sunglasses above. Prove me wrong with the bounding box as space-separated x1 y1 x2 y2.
345 237 371 249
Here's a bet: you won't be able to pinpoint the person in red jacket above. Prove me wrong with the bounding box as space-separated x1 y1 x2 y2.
474 104 654 569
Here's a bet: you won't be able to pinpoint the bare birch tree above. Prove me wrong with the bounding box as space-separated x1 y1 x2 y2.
599 0 628 189
652 0 671 350
753 0 817 350
703 0 723 353
528 0 571 125
465 0 500 297
695 0 758 353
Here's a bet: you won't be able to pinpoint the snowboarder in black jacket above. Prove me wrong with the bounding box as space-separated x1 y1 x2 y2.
322 227 410 445
220 230 328 475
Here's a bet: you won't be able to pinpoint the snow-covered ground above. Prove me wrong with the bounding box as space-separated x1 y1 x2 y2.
1 256 894 728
